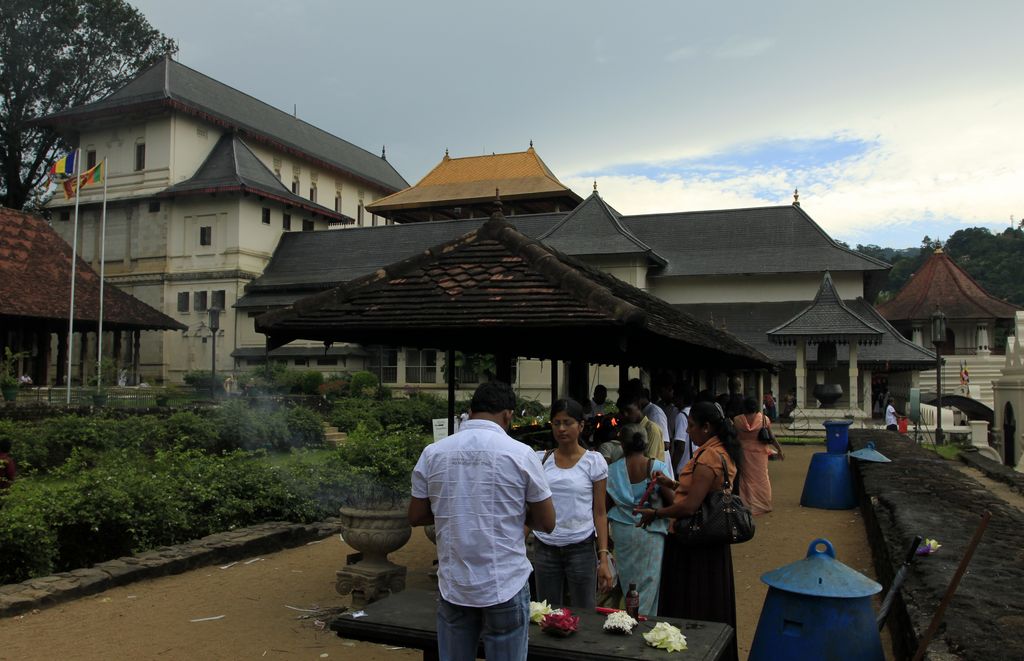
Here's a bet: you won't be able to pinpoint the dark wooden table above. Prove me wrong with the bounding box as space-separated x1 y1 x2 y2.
331 588 734 660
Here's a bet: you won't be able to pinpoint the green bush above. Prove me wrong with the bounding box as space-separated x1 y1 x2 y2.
284 370 324 395
338 424 429 494
182 369 219 392
286 407 325 448
0 447 331 584
329 398 383 433
348 371 379 398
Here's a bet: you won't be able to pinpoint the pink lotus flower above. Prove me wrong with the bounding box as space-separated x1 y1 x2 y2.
540 608 580 637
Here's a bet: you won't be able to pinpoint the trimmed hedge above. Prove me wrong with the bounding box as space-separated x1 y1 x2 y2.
0 447 353 585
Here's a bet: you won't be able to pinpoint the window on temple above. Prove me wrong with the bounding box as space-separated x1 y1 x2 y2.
283 213 291 230
302 219 314 232
366 346 398 384
199 226 212 246
177 292 190 313
211 290 226 310
194 291 208 312
262 208 271 224
134 142 146 171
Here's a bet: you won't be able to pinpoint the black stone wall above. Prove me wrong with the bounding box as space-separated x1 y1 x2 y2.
851 429 1024 660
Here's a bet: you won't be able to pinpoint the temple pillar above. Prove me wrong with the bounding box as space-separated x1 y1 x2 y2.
861 369 873 415
795 340 807 409
848 342 859 410
132 331 141 385
756 371 764 410
977 323 991 356
56 332 68 385
770 373 780 405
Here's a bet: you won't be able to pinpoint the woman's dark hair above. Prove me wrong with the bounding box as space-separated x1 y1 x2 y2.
551 398 585 422
618 423 647 455
470 381 516 414
742 396 759 415
689 401 743 476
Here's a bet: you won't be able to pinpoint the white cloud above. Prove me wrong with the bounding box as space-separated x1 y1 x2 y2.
714 36 775 59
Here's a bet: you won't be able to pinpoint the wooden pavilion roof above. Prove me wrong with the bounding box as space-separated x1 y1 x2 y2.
0 207 185 331
256 207 775 371
877 248 1021 322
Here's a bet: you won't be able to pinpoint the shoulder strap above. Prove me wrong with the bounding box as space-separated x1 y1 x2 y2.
542 449 554 465
718 453 732 491
647 457 654 478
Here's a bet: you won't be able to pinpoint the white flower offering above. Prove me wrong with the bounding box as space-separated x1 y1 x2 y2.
602 610 639 635
643 621 688 652
529 600 559 624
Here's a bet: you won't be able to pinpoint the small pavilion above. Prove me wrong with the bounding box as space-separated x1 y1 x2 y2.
257 204 775 417
878 247 1020 357
768 272 888 422
0 207 185 385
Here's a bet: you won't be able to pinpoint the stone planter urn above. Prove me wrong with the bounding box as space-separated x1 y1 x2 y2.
336 505 412 606
813 383 844 408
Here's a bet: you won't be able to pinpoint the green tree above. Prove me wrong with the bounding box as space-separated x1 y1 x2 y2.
0 0 174 209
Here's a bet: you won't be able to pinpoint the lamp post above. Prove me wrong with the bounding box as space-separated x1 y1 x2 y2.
209 306 221 400
931 307 947 445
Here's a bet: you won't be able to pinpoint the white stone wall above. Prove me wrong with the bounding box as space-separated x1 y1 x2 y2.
651 270 865 304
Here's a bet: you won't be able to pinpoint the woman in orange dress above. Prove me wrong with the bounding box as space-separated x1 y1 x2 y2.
733 396 784 515
637 401 743 661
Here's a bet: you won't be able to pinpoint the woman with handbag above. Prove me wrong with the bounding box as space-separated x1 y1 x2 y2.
532 398 614 609
734 396 784 515
605 425 672 616
637 401 743 661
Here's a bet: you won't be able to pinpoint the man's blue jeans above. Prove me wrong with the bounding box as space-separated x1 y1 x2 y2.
437 582 530 661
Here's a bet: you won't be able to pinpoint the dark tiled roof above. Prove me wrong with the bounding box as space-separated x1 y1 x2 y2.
767 272 884 344
678 299 934 370
35 58 408 193
622 205 890 277
231 345 366 359
0 207 185 331
238 214 562 299
256 214 775 371
877 249 1021 321
161 134 348 221
539 192 666 265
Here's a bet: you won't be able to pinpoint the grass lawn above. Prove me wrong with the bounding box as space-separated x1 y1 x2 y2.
776 436 825 445
920 442 964 461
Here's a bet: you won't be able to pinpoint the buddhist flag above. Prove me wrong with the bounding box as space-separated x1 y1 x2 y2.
62 162 103 199
50 152 77 177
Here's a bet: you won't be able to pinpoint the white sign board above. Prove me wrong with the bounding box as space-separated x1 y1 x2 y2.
432 418 458 441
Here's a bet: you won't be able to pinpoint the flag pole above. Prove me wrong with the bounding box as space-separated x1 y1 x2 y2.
96 159 108 391
66 148 82 404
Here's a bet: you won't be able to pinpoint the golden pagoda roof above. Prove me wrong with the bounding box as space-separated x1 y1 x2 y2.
367 147 581 213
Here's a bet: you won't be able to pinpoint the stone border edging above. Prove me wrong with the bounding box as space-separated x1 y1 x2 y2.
850 430 1024 661
958 449 1024 496
0 517 344 618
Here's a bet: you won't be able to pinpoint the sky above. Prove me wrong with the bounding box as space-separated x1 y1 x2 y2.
131 0 1024 248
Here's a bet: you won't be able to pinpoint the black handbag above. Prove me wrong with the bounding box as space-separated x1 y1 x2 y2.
673 452 755 546
758 414 775 444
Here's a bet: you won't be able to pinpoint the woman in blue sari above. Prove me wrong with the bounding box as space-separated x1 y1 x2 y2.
605 425 671 616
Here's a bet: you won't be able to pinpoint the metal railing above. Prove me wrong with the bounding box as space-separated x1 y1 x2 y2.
4 387 206 409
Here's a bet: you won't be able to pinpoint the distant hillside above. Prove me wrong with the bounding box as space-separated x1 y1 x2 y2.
857 227 1024 306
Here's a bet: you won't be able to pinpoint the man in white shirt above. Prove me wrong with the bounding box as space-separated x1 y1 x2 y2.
409 381 555 661
885 397 900 432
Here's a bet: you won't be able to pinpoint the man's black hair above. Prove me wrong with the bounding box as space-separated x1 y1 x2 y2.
471 380 516 414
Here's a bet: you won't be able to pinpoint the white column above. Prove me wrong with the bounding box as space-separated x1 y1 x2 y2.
977 323 991 356
861 368 872 415
795 340 807 409
912 325 924 346
848 343 859 411
771 372 780 404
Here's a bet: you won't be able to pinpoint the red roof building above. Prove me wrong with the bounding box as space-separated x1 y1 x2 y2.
878 248 1020 355
1 207 185 385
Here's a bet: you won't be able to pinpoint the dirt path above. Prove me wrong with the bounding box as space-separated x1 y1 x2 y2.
0 445 886 660
950 462 1024 512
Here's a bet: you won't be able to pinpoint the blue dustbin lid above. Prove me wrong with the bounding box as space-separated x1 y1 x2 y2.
850 442 891 463
823 419 854 429
761 538 881 598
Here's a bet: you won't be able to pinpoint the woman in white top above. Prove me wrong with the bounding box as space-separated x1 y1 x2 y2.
532 398 613 608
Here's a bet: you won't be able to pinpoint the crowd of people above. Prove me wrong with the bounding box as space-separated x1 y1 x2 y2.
410 377 784 661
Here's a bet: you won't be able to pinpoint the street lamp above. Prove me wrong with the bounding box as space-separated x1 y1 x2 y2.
931 307 947 445
209 306 221 400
